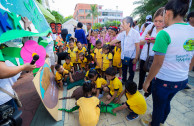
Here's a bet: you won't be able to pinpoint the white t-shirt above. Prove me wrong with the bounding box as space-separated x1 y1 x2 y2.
42 36 54 53
140 21 153 33
0 59 21 105
117 28 140 59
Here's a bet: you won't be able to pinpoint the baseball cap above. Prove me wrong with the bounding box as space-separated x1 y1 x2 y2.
146 15 152 20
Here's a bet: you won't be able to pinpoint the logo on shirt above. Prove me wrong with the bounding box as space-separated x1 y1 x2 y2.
106 56 108 60
183 39 194 51
176 54 192 62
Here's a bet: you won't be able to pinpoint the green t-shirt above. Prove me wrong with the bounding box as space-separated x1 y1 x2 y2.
0 50 5 61
152 30 171 54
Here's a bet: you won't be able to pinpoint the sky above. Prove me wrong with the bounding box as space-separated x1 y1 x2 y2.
50 0 139 19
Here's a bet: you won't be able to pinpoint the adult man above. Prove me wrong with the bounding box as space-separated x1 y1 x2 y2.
86 23 92 54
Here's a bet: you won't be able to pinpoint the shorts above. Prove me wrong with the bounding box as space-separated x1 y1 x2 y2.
113 58 122 68
48 52 55 66
95 58 102 69
102 63 110 71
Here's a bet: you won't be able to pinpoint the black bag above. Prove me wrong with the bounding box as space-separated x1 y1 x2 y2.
143 43 154 72
123 50 136 66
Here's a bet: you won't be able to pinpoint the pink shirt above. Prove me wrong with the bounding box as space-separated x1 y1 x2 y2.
105 33 110 42
90 36 99 46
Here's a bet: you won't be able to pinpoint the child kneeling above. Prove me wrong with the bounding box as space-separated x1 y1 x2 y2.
103 67 123 105
113 81 147 121
76 82 100 126
55 64 74 90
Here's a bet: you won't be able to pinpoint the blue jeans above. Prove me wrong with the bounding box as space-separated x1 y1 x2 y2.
151 78 187 126
4 99 18 111
122 59 134 83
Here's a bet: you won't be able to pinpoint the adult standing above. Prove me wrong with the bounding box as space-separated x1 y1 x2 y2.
140 15 153 33
75 22 87 47
110 16 140 84
187 11 194 27
134 21 140 33
143 0 194 126
86 23 92 53
138 7 165 99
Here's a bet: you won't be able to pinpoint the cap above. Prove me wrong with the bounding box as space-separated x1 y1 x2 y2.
146 15 152 20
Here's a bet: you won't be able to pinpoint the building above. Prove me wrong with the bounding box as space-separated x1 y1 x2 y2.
98 5 123 24
73 3 98 25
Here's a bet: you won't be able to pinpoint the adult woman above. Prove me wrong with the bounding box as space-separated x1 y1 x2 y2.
75 22 87 46
110 16 140 84
138 7 165 99
143 0 194 126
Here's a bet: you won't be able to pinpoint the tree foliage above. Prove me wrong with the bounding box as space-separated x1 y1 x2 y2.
92 21 121 29
87 4 101 25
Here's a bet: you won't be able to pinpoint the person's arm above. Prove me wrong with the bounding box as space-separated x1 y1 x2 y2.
189 56 194 71
105 91 118 105
0 62 36 79
96 89 100 98
112 103 128 113
132 42 140 64
110 39 120 46
72 66 75 75
69 72 74 82
115 90 125 103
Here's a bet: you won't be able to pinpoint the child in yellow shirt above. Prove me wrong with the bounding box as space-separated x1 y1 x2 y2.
113 81 147 121
76 41 87 62
78 52 87 72
63 56 75 74
76 82 100 126
101 44 113 78
88 70 107 99
84 62 96 81
103 67 123 104
68 41 78 69
55 64 74 90
94 40 103 74
113 41 122 79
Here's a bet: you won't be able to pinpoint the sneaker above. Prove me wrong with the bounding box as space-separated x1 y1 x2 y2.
140 119 151 126
126 113 139 121
140 113 152 126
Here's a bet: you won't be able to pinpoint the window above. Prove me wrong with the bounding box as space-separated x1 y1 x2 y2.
85 9 90 13
80 16 85 19
86 16 91 19
79 9 84 13
102 12 108 16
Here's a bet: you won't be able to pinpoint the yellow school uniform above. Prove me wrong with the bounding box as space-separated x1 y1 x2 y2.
95 77 107 89
113 47 122 68
77 96 100 126
66 42 77 48
78 57 87 68
108 77 123 97
94 48 103 69
68 47 77 63
77 47 87 55
55 70 69 83
63 62 73 72
125 91 147 114
102 53 113 71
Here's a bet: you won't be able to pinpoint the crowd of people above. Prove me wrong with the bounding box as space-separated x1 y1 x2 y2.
0 0 194 126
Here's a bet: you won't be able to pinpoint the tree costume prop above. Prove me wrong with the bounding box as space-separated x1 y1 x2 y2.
66 72 85 90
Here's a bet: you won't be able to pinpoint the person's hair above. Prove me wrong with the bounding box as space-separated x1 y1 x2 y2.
144 23 150 28
87 23 92 26
105 67 117 76
96 39 102 45
69 41 74 45
102 44 111 53
55 64 61 71
147 18 152 22
78 52 84 57
69 37 74 42
122 16 133 27
88 62 96 69
88 69 98 79
65 56 71 60
77 41 81 45
148 7 165 36
77 22 83 28
132 22 135 27
111 27 118 34
116 41 121 44
61 29 68 42
125 81 137 95
86 54 93 62
165 0 189 18
83 81 93 97
187 11 194 22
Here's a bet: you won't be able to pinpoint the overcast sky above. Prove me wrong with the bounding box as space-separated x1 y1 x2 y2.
50 0 139 19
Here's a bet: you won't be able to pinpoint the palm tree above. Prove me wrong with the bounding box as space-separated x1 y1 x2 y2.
86 5 100 26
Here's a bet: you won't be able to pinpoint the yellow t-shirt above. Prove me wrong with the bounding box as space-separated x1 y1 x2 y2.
108 77 123 97
94 77 107 89
77 47 87 55
78 57 87 68
66 42 77 48
102 53 113 64
55 70 69 83
113 46 121 59
68 47 77 62
126 91 147 115
77 96 100 126
63 62 73 71
85 70 89 77
94 48 103 59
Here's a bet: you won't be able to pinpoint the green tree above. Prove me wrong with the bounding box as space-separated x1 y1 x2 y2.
86 5 101 26
36 0 42 4
63 15 73 23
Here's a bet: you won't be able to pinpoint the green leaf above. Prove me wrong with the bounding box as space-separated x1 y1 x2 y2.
29 0 34 8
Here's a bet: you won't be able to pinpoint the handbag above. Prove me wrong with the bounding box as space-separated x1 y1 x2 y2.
123 50 136 66
143 43 154 72
0 87 22 108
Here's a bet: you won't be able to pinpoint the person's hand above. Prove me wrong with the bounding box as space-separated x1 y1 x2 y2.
145 34 150 38
70 79 74 83
112 109 117 114
105 100 111 105
46 53 49 58
23 63 36 71
143 81 150 93
114 99 120 104
132 58 138 64
118 62 121 66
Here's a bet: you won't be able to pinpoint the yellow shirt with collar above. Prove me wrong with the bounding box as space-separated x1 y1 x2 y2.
63 62 73 71
108 77 123 97
55 70 69 83
95 77 107 89
77 47 87 55
78 57 87 68
77 96 100 126
125 90 147 114
102 53 112 64
68 47 77 63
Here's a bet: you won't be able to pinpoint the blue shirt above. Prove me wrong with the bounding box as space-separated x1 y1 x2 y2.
75 29 87 44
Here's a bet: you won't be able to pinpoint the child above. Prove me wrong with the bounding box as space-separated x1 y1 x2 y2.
103 67 123 105
63 56 75 74
68 41 78 69
76 81 100 126
76 41 87 62
113 41 122 79
88 70 107 98
113 81 147 121
101 44 113 77
99 30 106 45
94 40 103 74
55 64 74 90
78 52 87 72
84 62 96 81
